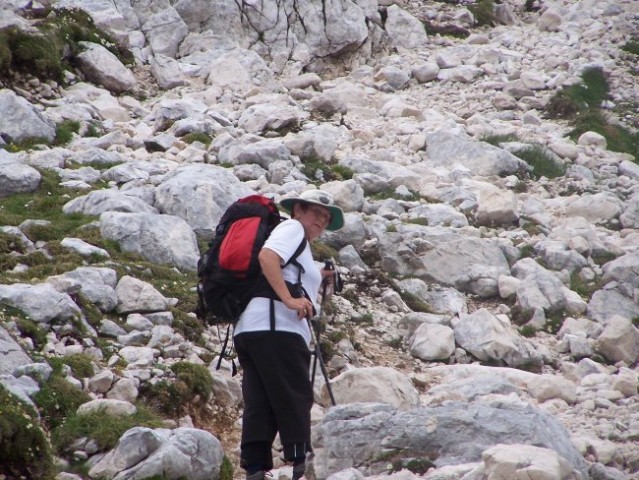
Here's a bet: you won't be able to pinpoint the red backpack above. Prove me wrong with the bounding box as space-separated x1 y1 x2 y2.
196 194 306 324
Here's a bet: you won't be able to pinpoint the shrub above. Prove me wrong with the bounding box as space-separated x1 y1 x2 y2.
621 38 639 56
220 456 234 480
141 362 213 418
513 145 566 179
15 317 48 349
7 28 64 80
170 361 213 400
54 120 81 146
518 325 537 337
34 374 91 429
182 132 213 146
468 0 496 27
546 67 609 119
480 133 518 146
0 385 55 480
51 406 163 454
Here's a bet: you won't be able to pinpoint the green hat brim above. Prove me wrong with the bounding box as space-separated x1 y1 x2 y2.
280 198 344 231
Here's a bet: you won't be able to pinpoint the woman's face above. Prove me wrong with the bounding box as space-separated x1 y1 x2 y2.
294 203 331 240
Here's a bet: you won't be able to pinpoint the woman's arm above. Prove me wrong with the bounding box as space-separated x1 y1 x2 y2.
259 247 314 320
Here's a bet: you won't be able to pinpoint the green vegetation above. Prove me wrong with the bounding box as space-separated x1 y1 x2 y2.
569 271 600 300
34 374 91 430
14 316 49 348
51 406 163 454
48 353 96 379
518 324 537 338
518 244 535 259
140 362 213 418
220 456 235 480
621 38 639 56
480 133 518 146
310 240 339 262
545 67 639 162
0 8 132 83
181 132 213 147
54 120 81 146
513 145 566 179
397 290 431 313
468 0 496 27
544 311 565 334
299 156 354 183
371 187 420 202
0 385 55 480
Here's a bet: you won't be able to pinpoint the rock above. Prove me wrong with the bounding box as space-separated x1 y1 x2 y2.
114 276 170 314
75 42 137 94
100 211 200 272
0 89 55 143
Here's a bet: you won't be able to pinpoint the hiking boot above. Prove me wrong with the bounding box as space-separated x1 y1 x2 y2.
246 471 266 480
292 463 305 480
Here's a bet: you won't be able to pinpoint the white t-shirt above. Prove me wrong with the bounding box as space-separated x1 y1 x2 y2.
233 219 321 346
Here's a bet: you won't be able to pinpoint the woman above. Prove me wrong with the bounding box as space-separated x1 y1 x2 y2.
233 189 345 480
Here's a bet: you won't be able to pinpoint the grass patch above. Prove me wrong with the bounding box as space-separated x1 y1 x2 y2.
518 324 537 337
220 456 234 480
569 271 600 300
34 374 92 430
310 240 339 262
15 316 48 348
300 156 354 183
140 361 213 418
54 120 80 146
621 38 639 56
513 145 566 179
181 132 213 147
0 8 133 83
51 405 164 455
468 0 496 27
371 187 420 202
0 169 92 227
569 109 639 161
480 133 518 146
546 67 609 119
0 385 56 480
545 67 639 162
56 353 96 379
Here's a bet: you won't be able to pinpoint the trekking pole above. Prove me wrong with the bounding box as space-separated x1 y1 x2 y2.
307 315 336 406
309 265 338 406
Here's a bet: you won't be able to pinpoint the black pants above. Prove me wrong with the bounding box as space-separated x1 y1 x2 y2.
235 331 313 471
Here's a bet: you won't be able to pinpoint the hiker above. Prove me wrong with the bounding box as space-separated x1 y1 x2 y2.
233 189 345 480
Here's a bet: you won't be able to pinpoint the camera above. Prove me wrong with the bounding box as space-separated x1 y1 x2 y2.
324 260 343 293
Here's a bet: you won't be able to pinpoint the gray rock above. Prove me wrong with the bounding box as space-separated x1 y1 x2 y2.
0 157 41 198
88 427 223 480
114 276 169 314
154 164 252 238
311 402 588 479
0 283 81 324
63 189 157 216
454 308 542 368
0 89 55 143
424 132 527 176
0 326 32 376
76 42 137 94
100 211 200 272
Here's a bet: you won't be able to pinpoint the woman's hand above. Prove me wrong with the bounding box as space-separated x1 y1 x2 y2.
259 248 314 320
282 296 315 320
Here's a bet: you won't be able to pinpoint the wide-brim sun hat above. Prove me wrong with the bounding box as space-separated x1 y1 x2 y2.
280 190 345 231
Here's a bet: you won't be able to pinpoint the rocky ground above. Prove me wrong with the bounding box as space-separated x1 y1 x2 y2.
1 0 639 479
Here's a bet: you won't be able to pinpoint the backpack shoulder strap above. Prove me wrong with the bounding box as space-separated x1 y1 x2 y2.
284 238 307 268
